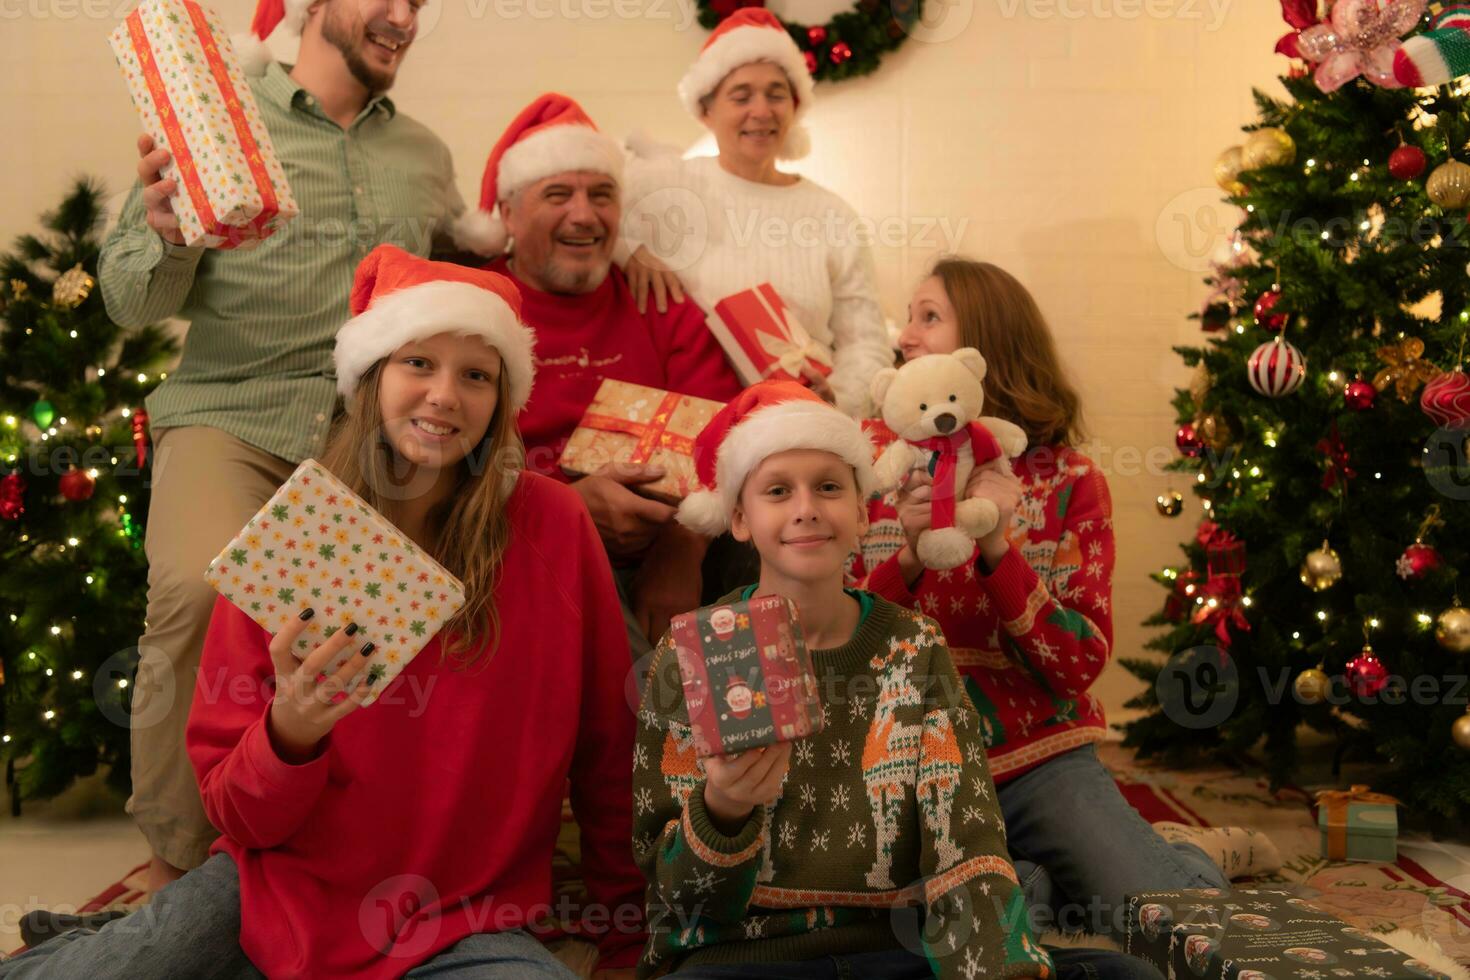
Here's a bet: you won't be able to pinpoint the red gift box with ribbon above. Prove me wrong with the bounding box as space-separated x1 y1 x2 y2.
706 283 834 387
1198 520 1247 577
109 0 298 249
558 379 725 505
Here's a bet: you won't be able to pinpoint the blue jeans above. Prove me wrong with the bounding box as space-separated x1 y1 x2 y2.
999 745 1228 938
0 852 575 979
672 946 1163 980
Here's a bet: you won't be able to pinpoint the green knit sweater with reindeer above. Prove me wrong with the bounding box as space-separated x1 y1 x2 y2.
632 588 1055 979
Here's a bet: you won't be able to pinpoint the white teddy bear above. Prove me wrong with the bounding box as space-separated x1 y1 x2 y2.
870 348 1029 570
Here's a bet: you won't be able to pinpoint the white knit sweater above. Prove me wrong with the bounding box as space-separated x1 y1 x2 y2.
620 154 894 417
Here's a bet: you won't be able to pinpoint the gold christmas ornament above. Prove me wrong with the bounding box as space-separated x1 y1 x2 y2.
51 264 94 310
1294 667 1331 705
1156 491 1184 517
1373 337 1441 402
1426 159 1470 209
1453 711 1470 752
1242 128 1296 170
1189 362 1212 408
1436 605 1470 654
9 279 28 300
1197 412 1238 452
1300 541 1342 591
1214 146 1247 196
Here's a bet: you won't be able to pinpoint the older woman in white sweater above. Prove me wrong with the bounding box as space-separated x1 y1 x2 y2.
622 8 893 418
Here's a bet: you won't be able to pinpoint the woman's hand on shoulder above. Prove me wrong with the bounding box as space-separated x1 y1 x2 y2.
626 245 686 315
265 609 377 764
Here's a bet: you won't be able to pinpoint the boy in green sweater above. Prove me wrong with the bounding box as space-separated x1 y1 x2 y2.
632 381 1056 980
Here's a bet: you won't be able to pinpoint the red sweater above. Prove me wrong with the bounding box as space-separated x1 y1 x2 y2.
487 259 744 481
187 473 645 979
851 430 1116 784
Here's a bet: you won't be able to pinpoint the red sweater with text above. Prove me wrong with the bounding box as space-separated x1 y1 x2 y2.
187 473 645 979
851 430 1116 784
487 259 743 481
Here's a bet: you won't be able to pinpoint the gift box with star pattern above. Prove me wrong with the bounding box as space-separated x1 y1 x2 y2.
204 459 465 705
668 595 824 759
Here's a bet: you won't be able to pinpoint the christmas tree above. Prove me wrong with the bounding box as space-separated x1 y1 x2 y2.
1120 16 1470 826
0 179 175 814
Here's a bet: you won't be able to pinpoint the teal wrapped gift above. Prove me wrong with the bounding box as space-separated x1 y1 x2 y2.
1316 785 1399 863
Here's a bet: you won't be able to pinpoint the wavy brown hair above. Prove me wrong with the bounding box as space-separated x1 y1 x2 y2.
930 257 1085 448
319 361 524 669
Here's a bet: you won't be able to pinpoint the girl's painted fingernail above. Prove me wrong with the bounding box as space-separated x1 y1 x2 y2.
359 642 375 657
329 692 347 705
299 608 315 621
366 673 379 687
345 623 359 636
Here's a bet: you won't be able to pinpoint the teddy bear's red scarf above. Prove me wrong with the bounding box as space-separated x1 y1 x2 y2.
913 423 1004 529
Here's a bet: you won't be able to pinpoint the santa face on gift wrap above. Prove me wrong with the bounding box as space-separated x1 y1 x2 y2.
1403 959 1451 980
1284 948 1335 965
1230 913 1278 931
311 0 422 95
724 673 754 718
709 607 737 640
1184 934 1217 976
500 172 618 295
1138 903 1171 940
730 450 869 590
1236 971 1276 980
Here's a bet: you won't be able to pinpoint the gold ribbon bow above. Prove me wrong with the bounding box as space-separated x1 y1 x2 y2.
1373 337 1441 402
1315 785 1399 859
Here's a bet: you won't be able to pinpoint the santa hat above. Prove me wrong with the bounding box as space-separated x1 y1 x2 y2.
677 9 815 160
452 93 625 257
234 0 314 77
334 244 535 413
677 381 876 536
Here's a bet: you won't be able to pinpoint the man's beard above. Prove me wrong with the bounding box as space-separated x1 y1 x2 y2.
321 7 397 94
539 255 611 294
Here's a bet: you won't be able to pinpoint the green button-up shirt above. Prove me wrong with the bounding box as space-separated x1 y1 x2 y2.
100 61 463 464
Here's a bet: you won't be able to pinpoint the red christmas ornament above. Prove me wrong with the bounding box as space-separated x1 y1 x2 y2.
1397 541 1443 580
0 472 24 521
804 51 818 75
1164 568 1202 622
1343 378 1377 411
830 41 852 64
1345 649 1389 697
1421 367 1470 428
1253 289 1288 331
59 468 96 502
1175 422 1204 458
1388 145 1427 181
807 24 827 46
131 408 150 467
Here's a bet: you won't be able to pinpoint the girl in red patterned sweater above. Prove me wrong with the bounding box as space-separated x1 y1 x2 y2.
852 259 1228 940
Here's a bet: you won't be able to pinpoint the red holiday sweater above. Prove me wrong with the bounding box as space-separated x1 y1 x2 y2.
487 258 744 481
187 472 646 979
851 429 1116 783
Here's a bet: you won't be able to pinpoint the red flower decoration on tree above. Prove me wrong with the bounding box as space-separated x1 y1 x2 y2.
1274 0 1321 61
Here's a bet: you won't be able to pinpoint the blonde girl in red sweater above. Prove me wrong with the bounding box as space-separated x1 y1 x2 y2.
853 258 1228 943
0 246 643 980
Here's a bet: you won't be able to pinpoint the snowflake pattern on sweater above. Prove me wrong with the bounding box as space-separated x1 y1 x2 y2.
851 436 1116 784
632 590 1054 979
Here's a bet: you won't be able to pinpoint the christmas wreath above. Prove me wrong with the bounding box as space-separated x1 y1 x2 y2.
696 0 925 83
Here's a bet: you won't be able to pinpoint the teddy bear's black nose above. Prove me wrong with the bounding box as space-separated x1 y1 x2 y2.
933 412 957 434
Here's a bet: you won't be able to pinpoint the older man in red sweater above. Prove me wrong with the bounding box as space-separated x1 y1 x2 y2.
453 94 743 656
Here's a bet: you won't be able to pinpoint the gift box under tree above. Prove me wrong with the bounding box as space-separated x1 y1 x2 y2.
1316 786 1399 863
109 0 298 249
558 379 724 505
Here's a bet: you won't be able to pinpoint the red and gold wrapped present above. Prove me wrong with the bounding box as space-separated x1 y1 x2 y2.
706 283 834 387
669 595 824 758
108 0 298 249
558 379 723 505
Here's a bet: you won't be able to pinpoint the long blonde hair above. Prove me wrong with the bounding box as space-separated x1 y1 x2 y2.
931 258 1086 448
319 362 524 668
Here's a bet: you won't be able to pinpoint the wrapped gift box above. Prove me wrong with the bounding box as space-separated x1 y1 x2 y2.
669 595 824 758
706 283 833 388
558 379 723 505
1317 786 1399 863
109 0 298 249
1125 888 1437 980
204 460 465 705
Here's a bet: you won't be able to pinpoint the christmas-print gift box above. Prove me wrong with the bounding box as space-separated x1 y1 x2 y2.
669 595 824 759
705 283 834 388
1124 888 1446 980
558 379 724 505
108 0 298 249
1315 786 1399 863
204 460 465 705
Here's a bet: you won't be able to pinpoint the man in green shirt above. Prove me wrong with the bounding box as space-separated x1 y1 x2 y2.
100 0 461 893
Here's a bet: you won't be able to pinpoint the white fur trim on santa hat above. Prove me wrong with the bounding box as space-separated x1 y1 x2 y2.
450 208 509 257
676 400 876 536
234 0 313 76
677 23 815 159
498 123 624 202
1378 930 1470 980
334 280 535 412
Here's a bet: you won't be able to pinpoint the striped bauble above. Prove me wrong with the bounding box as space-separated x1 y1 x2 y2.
1247 338 1306 397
